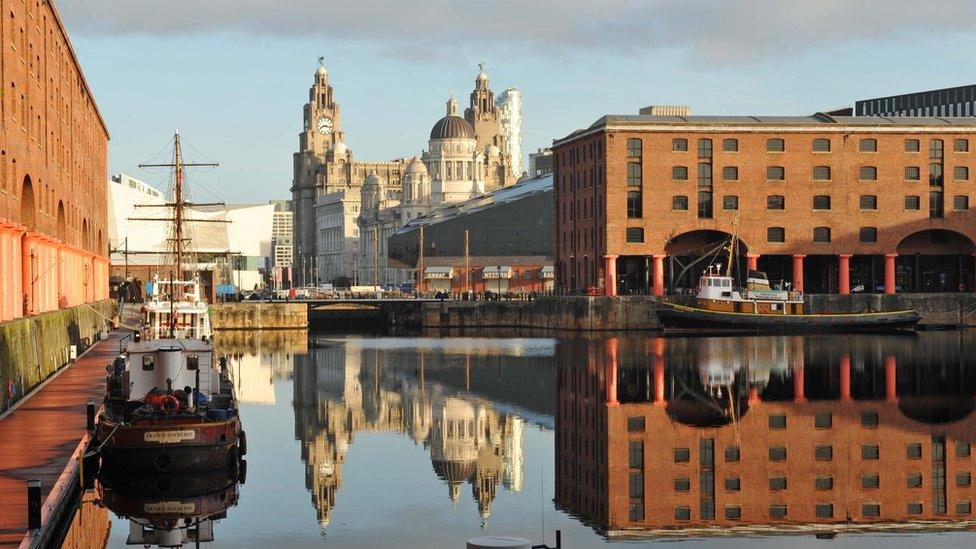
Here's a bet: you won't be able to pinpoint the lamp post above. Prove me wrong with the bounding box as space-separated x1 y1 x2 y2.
497 266 502 296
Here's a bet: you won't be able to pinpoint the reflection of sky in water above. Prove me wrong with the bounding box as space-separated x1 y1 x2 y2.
105 334 976 548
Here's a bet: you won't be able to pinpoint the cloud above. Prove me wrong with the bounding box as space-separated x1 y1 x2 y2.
57 0 976 64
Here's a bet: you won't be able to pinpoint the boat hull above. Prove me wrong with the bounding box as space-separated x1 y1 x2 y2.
657 303 920 334
96 416 241 473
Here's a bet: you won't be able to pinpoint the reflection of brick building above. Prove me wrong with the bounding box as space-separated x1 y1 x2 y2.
0 0 110 320
553 115 976 296
557 335 976 539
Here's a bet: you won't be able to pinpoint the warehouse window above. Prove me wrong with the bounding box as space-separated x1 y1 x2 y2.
723 195 739 210
627 416 645 432
813 165 831 180
859 227 878 243
673 195 689 210
816 503 834 518
907 472 922 487
815 412 832 428
862 474 881 488
767 227 785 243
860 138 877 152
815 445 833 461
766 138 785 152
769 476 787 490
813 227 831 243
672 166 688 180
816 476 834 490
673 138 688 152
956 196 970 211
905 166 920 180
626 227 644 243
862 444 880 460
723 138 738 152
674 447 691 463
723 166 738 181
860 166 878 180
674 478 691 492
905 195 921 210
860 195 878 210
813 138 831 152
769 446 787 461
905 139 920 152
627 191 643 218
767 195 785 210
958 442 972 458
769 505 788 518
725 445 740 462
813 195 831 210
908 502 923 514
767 166 785 181
907 443 922 459
627 138 642 157
627 162 642 186
955 166 969 180
955 138 969 152
725 477 741 491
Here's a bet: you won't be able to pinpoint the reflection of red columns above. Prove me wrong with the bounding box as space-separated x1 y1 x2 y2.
792 254 806 292
652 255 665 297
604 255 618 297
884 253 897 294
839 354 852 402
746 254 760 272
793 367 806 403
838 254 851 295
748 386 761 404
885 355 898 403
652 337 665 406
606 337 619 406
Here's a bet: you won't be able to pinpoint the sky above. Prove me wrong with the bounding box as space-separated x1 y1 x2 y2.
59 0 976 203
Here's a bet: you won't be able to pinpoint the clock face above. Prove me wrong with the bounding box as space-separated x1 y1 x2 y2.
317 116 334 135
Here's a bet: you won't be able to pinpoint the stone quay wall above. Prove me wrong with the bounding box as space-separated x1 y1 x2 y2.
209 303 308 330
0 299 115 413
421 294 976 331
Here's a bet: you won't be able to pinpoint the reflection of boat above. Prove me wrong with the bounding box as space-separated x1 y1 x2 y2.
97 465 242 547
659 266 920 333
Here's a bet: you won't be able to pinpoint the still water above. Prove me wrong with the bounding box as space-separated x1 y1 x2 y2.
103 331 976 548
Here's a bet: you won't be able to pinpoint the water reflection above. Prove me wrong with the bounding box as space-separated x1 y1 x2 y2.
557 332 976 539
97 467 241 546
292 338 554 531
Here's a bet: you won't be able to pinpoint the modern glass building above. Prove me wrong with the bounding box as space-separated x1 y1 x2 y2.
856 84 976 117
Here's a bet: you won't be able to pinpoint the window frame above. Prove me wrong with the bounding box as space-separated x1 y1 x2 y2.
767 227 786 243
812 138 831 153
672 138 689 152
766 166 785 181
859 165 878 181
766 138 785 152
672 195 689 211
722 138 738 153
859 138 878 152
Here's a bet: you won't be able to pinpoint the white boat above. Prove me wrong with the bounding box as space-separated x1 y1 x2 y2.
141 274 212 340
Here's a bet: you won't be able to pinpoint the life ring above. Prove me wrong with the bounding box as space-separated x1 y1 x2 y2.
160 395 180 414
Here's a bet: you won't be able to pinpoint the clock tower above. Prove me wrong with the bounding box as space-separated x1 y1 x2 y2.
292 59 349 285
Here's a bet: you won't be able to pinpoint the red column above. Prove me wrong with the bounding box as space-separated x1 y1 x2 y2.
652 338 666 406
885 355 898 403
838 254 851 295
606 337 619 406
21 234 36 316
652 255 665 297
746 253 760 272
839 354 852 402
748 386 761 404
884 253 897 295
604 255 618 297
792 254 806 292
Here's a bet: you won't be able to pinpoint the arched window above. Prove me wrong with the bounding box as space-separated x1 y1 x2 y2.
766 138 785 152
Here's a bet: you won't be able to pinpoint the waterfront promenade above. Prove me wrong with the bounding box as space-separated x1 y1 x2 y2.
0 331 122 546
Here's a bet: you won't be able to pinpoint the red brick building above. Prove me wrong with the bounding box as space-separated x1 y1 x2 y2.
0 0 110 320
556 335 976 539
420 255 553 293
553 114 976 296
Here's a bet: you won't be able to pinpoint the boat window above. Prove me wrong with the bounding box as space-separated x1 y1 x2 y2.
142 356 155 371
723 280 731 287
187 354 199 370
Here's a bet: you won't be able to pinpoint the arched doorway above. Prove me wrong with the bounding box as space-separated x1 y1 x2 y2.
20 176 36 231
663 230 748 293
56 201 66 242
896 229 976 292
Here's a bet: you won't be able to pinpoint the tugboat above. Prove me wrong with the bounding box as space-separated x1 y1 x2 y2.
140 274 212 340
657 234 920 333
96 132 245 472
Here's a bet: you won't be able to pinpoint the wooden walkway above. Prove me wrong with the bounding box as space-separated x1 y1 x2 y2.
0 332 123 546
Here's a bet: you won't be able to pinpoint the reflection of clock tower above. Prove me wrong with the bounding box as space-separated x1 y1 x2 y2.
292 59 349 285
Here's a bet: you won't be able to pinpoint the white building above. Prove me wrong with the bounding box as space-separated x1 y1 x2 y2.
495 88 524 178
107 174 274 292
316 188 360 284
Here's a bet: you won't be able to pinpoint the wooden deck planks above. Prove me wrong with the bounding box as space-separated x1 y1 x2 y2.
0 333 122 546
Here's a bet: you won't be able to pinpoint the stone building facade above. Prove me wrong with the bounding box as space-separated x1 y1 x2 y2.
0 0 110 321
293 60 516 285
554 114 976 296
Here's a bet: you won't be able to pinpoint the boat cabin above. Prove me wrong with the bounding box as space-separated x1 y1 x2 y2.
115 339 219 404
141 275 212 340
695 265 804 315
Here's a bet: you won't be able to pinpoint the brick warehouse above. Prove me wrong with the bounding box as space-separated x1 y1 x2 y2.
0 0 110 321
553 114 976 296
556 335 976 538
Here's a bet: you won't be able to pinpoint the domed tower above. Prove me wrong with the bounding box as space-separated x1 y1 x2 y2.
360 171 385 216
401 156 431 221
423 96 485 204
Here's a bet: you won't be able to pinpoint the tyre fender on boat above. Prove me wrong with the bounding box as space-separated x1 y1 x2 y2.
238 430 247 457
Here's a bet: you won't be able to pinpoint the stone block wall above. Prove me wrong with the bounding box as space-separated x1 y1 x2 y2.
209 303 308 330
0 299 115 413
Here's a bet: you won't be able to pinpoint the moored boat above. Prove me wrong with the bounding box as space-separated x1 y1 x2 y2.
657 243 920 333
96 338 245 472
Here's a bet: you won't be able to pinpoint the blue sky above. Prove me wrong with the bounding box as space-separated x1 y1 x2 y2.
61 1 976 203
